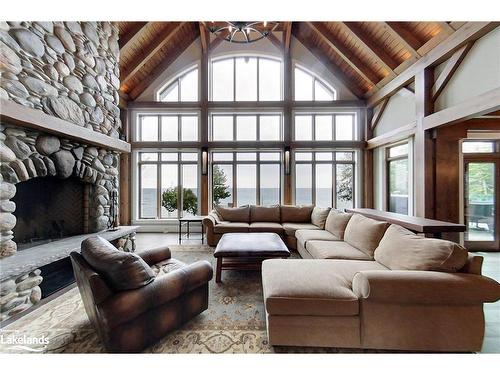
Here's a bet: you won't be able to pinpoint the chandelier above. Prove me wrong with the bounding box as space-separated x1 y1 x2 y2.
207 21 279 43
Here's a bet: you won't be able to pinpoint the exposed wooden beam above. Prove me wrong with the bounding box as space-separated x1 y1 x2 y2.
367 22 498 107
120 22 184 85
424 87 500 130
267 32 284 51
199 22 209 54
371 97 389 130
209 30 229 52
119 22 149 51
128 28 199 100
437 22 456 36
342 22 399 72
431 42 473 102
449 22 466 31
307 22 381 87
383 22 421 58
366 122 416 149
293 25 365 98
283 22 292 54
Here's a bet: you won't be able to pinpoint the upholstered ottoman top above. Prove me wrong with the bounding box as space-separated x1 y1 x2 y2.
214 233 290 258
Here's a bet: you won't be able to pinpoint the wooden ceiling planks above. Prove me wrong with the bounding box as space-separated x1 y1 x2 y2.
116 21 471 101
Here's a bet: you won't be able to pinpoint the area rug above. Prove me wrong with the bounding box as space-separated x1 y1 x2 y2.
0 245 378 354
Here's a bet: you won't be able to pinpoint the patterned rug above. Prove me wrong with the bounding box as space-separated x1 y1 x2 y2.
0 245 377 354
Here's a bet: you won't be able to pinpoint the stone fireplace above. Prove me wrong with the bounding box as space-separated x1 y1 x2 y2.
0 21 135 322
0 125 121 257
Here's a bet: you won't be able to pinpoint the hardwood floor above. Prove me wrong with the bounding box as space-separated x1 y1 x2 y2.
135 232 500 353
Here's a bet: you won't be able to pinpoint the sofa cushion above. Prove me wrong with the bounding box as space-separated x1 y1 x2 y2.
215 205 250 222
213 222 250 234
262 259 387 316
374 224 469 272
81 236 155 291
280 205 314 223
295 229 339 250
250 205 281 223
311 207 331 229
282 222 319 236
249 222 284 234
306 240 373 260
344 214 389 257
325 210 353 239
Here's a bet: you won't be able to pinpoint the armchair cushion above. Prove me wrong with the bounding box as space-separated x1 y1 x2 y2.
98 260 213 328
81 236 155 291
215 205 250 222
324 210 353 239
136 246 171 266
311 207 331 229
374 224 468 272
344 214 389 257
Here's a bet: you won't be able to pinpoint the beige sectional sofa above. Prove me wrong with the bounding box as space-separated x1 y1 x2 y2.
262 210 500 352
203 205 330 250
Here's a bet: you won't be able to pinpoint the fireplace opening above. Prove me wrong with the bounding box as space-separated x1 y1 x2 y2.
12 177 89 249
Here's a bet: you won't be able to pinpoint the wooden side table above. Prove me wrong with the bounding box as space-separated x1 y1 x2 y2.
178 216 206 244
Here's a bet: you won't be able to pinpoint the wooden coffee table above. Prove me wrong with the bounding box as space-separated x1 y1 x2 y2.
214 233 290 283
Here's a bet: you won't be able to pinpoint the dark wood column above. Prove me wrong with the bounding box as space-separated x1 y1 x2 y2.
414 68 435 218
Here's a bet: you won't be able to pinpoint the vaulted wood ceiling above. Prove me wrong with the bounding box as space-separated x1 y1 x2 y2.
116 21 465 100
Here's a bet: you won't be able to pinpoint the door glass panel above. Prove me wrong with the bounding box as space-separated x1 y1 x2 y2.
160 165 178 218
213 164 233 207
260 164 280 205
237 164 256 206
295 164 312 204
336 164 354 210
316 164 332 208
140 165 157 218
465 162 495 241
182 165 198 217
388 158 409 214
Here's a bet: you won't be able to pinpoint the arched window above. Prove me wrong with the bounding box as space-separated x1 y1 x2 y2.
158 67 199 102
294 66 337 101
210 56 282 101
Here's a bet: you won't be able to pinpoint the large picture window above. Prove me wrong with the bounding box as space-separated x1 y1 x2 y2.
211 114 282 141
386 143 409 215
294 151 355 209
138 114 199 142
138 151 199 219
294 113 356 141
211 151 282 207
210 56 282 101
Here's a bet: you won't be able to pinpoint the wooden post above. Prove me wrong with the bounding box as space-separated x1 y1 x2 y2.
119 107 131 225
200 34 209 214
414 68 435 218
363 107 374 208
283 36 293 205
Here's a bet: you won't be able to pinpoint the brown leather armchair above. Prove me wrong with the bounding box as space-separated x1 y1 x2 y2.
70 236 213 352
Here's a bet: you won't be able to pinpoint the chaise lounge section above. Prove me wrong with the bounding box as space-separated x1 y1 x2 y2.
262 211 500 352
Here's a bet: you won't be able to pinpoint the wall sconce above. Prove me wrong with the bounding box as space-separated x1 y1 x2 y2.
201 147 208 175
284 146 291 175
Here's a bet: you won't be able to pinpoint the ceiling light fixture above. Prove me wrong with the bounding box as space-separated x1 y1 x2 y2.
208 21 279 43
